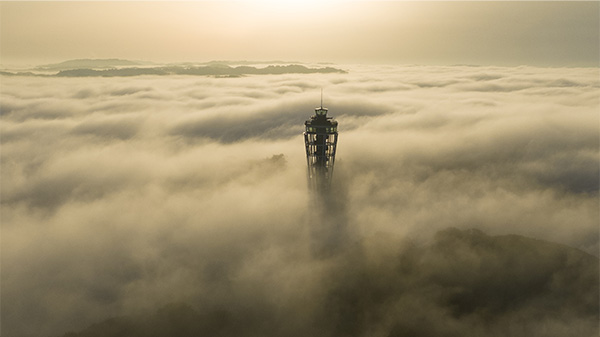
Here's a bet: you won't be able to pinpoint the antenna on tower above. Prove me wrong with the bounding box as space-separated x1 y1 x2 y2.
320 88 323 108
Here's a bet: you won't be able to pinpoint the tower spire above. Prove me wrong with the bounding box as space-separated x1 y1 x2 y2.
320 88 323 108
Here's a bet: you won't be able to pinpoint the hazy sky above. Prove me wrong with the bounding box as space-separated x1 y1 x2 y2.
1 1 598 66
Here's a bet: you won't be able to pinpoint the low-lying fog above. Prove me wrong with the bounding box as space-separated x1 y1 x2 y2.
1 64 598 337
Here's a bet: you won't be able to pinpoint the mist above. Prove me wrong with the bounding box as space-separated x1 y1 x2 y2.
1 64 598 337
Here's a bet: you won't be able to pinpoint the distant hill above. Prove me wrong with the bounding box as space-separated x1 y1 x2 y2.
0 60 347 77
0 70 37 77
53 64 346 77
201 60 301 66
57 228 599 337
36 59 148 71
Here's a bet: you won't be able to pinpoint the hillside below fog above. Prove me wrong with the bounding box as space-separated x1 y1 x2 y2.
59 228 599 337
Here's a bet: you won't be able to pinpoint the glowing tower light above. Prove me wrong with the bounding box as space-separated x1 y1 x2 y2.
304 92 338 192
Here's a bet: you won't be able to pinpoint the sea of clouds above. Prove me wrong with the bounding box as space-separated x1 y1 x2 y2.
1 64 598 337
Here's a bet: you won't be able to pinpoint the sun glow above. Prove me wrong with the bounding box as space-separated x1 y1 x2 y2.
246 0 341 16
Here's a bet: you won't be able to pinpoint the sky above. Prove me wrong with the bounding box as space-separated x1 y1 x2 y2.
1 1 599 337
1 1 599 67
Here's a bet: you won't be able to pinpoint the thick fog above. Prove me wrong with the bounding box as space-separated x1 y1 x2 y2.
1 64 598 337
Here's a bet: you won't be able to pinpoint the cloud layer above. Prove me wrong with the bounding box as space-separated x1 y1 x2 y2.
1 64 598 337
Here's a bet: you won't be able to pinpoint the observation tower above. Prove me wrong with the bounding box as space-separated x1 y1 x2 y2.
304 93 338 191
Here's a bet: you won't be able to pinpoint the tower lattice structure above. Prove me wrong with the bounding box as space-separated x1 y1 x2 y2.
304 99 338 192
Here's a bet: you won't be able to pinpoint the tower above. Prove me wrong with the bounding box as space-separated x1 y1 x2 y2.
304 93 338 192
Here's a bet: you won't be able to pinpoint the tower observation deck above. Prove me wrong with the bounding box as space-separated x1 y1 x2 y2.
304 97 338 192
